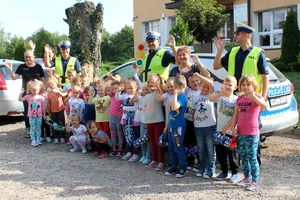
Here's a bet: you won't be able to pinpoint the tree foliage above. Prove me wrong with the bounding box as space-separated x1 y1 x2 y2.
29 28 69 58
101 25 134 62
169 16 194 46
281 9 300 65
176 0 227 43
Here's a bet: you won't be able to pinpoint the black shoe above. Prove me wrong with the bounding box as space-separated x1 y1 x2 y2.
164 168 177 176
176 169 186 178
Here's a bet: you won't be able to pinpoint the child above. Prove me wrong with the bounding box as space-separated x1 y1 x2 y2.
115 79 140 162
184 75 201 170
47 78 67 144
65 77 84 116
108 80 124 157
92 83 111 136
19 80 46 147
164 75 188 178
66 113 89 153
83 85 96 125
63 69 76 92
231 74 268 191
87 120 112 158
192 73 216 179
144 74 165 171
208 76 239 183
68 85 85 121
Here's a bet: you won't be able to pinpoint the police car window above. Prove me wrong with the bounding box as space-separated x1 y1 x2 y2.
113 63 135 78
0 63 22 80
267 62 286 82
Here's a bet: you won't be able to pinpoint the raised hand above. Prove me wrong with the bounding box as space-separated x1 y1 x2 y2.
3 61 12 71
167 34 176 48
44 44 50 53
28 40 36 51
213 36 224 51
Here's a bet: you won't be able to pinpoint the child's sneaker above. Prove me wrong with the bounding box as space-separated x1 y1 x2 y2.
70 148 79 152
128 154 139 162
246 182 259 191
60 138 65 144
116 151 122 157
109 151 117 157
99 152 108 159
203 172 213 179
165 168 177 176
31 141 38 147
139 156 146 163
82 149 87 154
46 137 51 143
142 158 151 165
236 178 252 187
176 169 186 178
122 152 132 160
230 174 239 184
91 151 99 156
216 172 228 181
37 140 43 145
196 172 203 177
54 139 59 144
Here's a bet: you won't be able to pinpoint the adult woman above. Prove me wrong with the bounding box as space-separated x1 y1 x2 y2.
4 50 45 137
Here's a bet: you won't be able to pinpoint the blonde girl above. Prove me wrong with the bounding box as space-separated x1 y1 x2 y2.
231 74 268 191
19 80 45 147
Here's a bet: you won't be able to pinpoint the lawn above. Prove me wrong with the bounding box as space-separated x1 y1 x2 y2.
282 71 300 126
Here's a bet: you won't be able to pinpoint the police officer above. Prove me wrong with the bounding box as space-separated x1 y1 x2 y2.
142 31 175 82
213 22 269 99
54 41 81 85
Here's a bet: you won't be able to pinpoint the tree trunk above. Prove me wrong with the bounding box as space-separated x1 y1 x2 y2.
64 1 104 77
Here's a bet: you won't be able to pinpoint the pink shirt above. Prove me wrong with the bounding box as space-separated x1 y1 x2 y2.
236 94 261 136
25 94 45 117
109 94 123 117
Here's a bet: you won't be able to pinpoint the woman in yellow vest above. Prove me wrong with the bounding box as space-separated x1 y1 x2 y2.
49 41 81 85
141 31 175 82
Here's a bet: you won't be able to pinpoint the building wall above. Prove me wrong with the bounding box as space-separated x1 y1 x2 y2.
133 0 175 58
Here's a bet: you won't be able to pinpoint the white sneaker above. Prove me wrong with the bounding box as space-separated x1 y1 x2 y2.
31 141 38 147
230 174 239 184
37 140 42 145
128 154 139 162
70 148 79 152
246 182 259 191
82 149 87 154
122 152 132 160
60 138 65 144
46 137 51 143
54 139 59 144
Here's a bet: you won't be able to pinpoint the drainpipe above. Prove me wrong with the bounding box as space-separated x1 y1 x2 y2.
248 0 251 26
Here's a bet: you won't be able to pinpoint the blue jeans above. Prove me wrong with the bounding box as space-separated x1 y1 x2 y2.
237 135 260 182
29 116 42 142
168 126 186 170
195 126 216 175
140 123 151 160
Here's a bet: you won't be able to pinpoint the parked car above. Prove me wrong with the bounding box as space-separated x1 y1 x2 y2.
0 59 24 116
101 54 299 135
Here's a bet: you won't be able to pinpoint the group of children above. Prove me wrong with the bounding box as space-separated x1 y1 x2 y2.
19 66 267 191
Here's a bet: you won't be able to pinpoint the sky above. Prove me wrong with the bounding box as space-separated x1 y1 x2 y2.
0 0 133 38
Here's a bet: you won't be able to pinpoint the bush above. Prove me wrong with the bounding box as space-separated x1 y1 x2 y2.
287 62 300 72
270 57 283 64
272 62 286 71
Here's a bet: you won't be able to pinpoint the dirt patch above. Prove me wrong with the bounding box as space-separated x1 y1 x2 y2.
0 120 299 200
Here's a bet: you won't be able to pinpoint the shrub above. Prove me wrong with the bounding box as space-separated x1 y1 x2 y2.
287 62 300 72
272 62 286 71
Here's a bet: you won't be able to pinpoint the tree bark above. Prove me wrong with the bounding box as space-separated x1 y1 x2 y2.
64 1 103 77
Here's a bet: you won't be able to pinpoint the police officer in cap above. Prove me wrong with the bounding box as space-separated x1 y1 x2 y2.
54 41 81 85
142 31 175 82
213 22 269 99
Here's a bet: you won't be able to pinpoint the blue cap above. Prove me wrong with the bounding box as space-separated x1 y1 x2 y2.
58 40 71 49
145 31 160 42
234 22 255 34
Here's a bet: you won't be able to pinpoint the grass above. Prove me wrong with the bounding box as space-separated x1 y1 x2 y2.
98 61 126 76
282 71 300 126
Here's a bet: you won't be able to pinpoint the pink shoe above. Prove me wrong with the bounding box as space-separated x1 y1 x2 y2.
99 152 108 159
155 163 164 171
145 161 158 168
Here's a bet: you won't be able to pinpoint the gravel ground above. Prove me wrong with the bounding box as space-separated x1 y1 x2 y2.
0 118 299 200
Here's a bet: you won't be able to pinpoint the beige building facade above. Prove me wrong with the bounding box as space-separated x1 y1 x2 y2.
133 0 300 59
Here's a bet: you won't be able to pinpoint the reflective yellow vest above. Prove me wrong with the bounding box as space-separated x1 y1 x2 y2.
142 48 170 82
55 56 77 84
228 46 263 93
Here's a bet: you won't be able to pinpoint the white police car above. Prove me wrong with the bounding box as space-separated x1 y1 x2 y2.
102 53 299 135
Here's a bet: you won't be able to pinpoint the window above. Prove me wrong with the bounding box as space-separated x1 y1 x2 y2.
143 20 160 34
258 6 297 48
